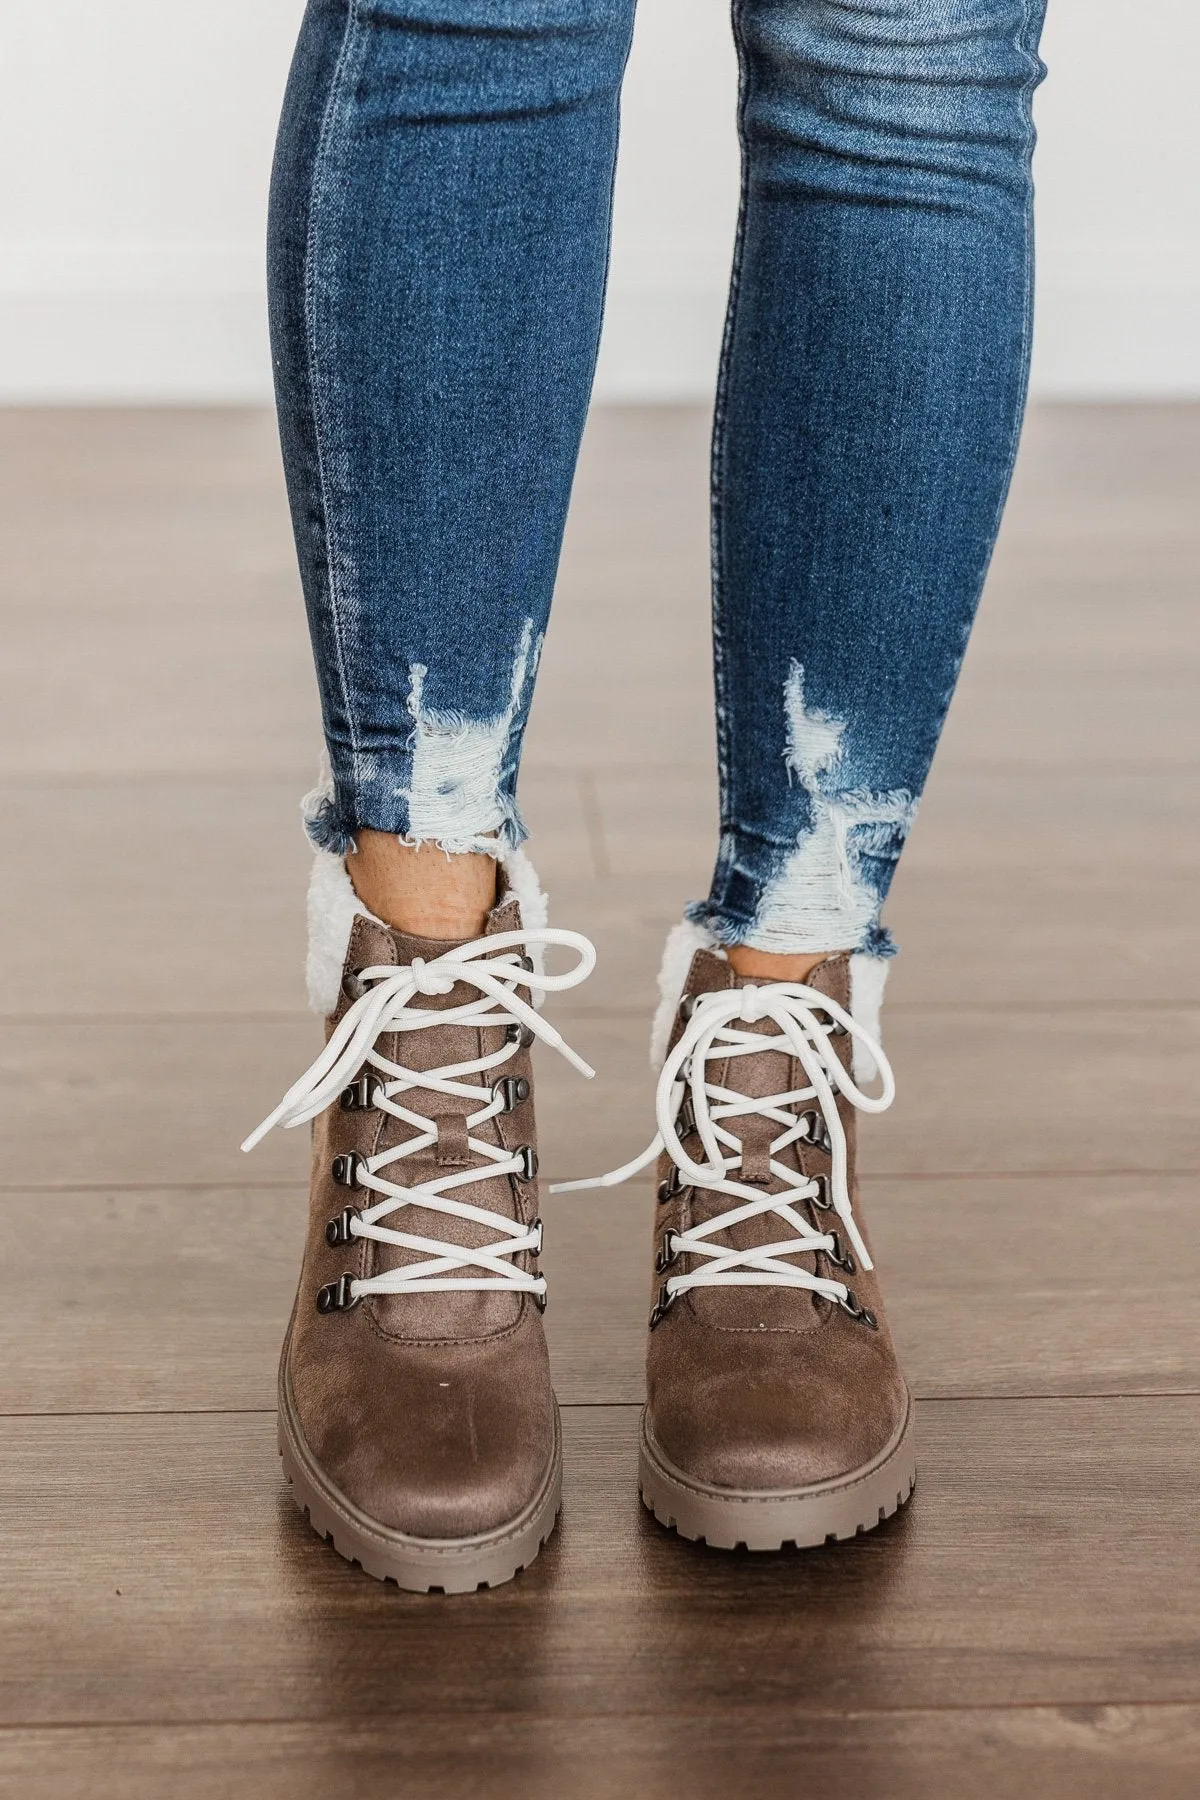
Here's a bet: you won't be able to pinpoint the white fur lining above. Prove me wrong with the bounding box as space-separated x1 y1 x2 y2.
847 950 889 1084
305 851 386 1015
648 918 890 1083
497 843 548 933
304 845 550 1016
648 919 721 1068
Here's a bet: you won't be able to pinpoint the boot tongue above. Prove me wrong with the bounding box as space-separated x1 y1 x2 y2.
674 950 853 1332
677 953 849 1182
341 891 531 1340
719 977 795 1187
675 951 795 1197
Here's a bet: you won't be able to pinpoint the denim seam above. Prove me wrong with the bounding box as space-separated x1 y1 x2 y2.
924 0 1041 757
586 10 634 394
304 0 368 814
869 0 1047 825
986 0 1044 553
709 0 752 861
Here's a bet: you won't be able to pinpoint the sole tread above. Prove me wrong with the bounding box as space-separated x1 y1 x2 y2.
279 1444 561 1594
639 1429 917 1553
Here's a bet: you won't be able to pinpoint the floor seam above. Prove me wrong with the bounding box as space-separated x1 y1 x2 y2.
4 1392 1198 1422
5 1695 1200 1733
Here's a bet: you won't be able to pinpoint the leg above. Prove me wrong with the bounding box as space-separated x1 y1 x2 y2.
637 0 1047 1549
346 833 499 938
269 0 635 928
708 0 1047 977
254 0 633 1590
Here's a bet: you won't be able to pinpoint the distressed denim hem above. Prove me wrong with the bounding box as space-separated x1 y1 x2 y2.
301 774 528 860
694 809 902 957
685 895 897 961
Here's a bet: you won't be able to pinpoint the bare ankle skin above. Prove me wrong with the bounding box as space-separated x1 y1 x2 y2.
346 831 498 939
726 945 848 984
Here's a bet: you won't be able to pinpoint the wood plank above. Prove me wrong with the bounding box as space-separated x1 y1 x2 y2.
0 408 296 615
2 1004 1195 1192
935 661 1199 769
530 866 1200 1014
548 1005 1200 1183
0 1017 316 1190
2 783 1197 1017
3 1400 1199 1724
3 1706 1200 1800
590 767 1200 883
3 400 1198 1795
5 1175 1197 1415
7 786 1200 1020
0 606 322 776
997 403 1200 554
6 587 1195 777
5 405 1198 617
0 776 593 1016
5 403 1198 782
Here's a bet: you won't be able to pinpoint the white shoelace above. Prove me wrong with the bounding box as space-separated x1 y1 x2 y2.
552 980 894 1313
243 929 596 1306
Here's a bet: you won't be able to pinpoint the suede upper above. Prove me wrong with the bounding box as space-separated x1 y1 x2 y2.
284 888 558 1539
644 949 910 1491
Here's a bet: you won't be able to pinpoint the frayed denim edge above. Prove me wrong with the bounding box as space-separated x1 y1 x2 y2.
684 897 897 961
302 788 528 860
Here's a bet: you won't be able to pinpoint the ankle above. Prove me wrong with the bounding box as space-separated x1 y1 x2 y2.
726 944 845 984
346 832 498 939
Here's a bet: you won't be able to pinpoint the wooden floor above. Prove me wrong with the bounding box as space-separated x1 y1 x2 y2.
2 403 1198 1798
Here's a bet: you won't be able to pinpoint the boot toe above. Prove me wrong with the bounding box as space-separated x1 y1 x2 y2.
648 1321 908 1493
287 1322 558 1539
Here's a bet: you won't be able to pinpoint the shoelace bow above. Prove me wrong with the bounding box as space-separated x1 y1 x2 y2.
553 980 894 1313
243 929 596 1305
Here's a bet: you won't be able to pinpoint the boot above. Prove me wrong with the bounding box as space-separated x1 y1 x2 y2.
558 942 914 1550
244 856 594 1591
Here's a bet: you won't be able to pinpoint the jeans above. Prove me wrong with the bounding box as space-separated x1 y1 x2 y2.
268 0 1047 957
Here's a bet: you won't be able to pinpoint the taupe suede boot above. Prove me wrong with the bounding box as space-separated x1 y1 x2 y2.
244 858 594 1592
637 946 914 1550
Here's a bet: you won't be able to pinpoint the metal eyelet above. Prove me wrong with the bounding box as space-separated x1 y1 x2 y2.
648 1283 677 1329
679 994 698 1020
324 1206 359 1247
505 1022 535 1048
316 1273 359 1314
530 1217 544 1254
516 1144 538 1181
332 1152 364 1190
654 1231 677 1275
825 1229 855 1275
513 953 535 973
837 1288 876 1327
493 1076 530 1113
340 1076 382 1112
533 1282 548 1313
809 1173 833 1211
800 1109 832 1154
656 1166 683 1204
675 1097 695 1138
341 967 367 1002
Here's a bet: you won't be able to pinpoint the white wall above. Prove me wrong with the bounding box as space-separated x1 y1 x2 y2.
2 0 1196 402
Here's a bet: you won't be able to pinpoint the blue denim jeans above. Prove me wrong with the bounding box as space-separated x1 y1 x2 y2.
269 0 1047 956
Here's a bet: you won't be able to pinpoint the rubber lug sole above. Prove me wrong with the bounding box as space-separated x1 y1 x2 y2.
278 1359 562 1594
638 1400 916 1552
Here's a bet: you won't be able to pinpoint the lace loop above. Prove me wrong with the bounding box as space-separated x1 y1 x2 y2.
409 955 455 997
243 928 595 1305
552 977 893 1308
